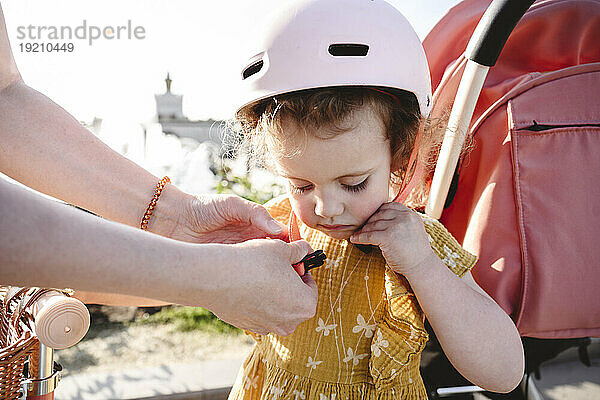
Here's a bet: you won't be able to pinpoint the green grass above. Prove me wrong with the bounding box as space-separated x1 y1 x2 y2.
134 306 241 334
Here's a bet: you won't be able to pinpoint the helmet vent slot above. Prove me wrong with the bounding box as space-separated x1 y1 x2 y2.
242 60 264 80
328 44 369 57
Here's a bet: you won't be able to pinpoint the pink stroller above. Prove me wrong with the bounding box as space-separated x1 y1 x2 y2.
420 0 600 398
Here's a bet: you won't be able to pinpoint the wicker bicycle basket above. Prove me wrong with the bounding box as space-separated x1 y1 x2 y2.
0 287 50 399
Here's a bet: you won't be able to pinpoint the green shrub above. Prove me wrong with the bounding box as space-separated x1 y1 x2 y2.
213 163 283 205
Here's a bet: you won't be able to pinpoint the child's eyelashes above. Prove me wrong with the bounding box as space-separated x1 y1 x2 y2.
289 177 369 195
342 177 369 193
289 183 313 195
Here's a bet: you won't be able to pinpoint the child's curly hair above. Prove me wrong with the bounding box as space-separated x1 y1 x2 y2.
231 87 448 208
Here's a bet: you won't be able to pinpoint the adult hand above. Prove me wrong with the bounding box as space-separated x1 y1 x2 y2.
198 239 318 335
155 188 287 244
1 179 317 335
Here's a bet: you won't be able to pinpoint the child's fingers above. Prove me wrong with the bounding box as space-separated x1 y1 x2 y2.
361 219 393 231
349 229 385 245
360 207 404 227
379 201 410 211
370 203 420 226
367 208 401 221
378 203 416 217
361 215 396 226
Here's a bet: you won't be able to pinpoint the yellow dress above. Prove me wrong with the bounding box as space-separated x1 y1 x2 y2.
228 196 477 400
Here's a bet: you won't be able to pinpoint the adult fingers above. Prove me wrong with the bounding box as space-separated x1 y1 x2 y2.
301 271 318 291
272 273 318 337
253 327 269 335
227 196 283 235
300 273 318 316
247 326 269 335
248 203 284 235
288 240 314 264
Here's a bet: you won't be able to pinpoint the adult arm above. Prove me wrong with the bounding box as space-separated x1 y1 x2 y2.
0 3 293 307
0 4 282 244
0 178 317 335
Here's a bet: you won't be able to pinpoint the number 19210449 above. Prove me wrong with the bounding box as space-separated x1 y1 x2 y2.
19 42 74 52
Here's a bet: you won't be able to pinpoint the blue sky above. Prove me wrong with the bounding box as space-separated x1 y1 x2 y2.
3 0 462 124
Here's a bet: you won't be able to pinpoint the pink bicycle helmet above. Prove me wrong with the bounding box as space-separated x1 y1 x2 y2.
235 0 432 118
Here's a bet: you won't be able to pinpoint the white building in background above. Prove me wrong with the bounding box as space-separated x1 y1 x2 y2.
154 73 224 148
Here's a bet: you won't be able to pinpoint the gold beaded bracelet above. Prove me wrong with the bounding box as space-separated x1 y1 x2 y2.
140 176 171 231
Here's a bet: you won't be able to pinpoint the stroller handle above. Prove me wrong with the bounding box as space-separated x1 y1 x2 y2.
426 0 535 218
466 0 535 66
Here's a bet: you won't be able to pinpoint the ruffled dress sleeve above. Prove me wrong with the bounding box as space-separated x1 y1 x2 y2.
418 213 478 277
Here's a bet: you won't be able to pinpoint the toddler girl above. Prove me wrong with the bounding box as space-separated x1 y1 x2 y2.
228 1 524 398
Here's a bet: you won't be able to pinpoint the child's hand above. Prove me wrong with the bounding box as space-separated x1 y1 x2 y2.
349 202 436 276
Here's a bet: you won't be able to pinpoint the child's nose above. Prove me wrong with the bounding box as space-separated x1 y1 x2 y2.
314 194 344 219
